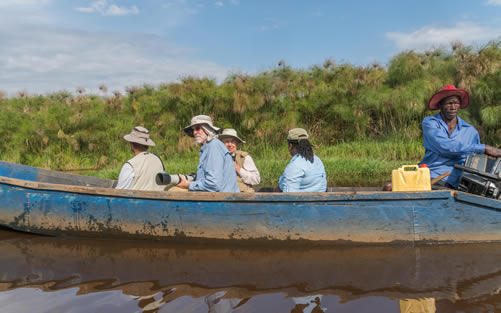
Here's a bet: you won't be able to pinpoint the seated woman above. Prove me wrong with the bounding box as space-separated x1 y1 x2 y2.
219 128 261 192
279 128 327 192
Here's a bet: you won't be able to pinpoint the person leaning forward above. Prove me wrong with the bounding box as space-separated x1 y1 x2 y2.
420 85 501 188
279 128 327 192
176 115 240 192
115 126 166 191
219 128 261 192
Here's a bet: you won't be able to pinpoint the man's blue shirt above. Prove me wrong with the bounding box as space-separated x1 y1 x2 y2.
279 154 327 192
189 138 240 192
420 113 484 188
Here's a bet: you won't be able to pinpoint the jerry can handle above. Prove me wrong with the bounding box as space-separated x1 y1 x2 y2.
402 165 419 171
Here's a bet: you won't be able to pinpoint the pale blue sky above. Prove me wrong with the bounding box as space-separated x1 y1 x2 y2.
2 0 501 95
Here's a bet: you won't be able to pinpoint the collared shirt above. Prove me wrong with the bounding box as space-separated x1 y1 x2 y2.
420 113 485 188
279 154 327 192
189 138 240 192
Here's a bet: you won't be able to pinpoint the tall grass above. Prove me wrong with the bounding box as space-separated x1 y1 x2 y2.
1 41 501 187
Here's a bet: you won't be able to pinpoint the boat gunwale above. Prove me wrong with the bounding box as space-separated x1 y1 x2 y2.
0 175 454 202
454 191 501 210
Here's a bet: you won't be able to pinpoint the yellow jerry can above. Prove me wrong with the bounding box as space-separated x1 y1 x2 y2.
392 165 431 191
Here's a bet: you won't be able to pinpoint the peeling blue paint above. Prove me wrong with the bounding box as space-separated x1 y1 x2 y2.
1 161 501 244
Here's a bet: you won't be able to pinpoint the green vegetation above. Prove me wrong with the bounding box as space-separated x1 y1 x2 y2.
1 42 501 187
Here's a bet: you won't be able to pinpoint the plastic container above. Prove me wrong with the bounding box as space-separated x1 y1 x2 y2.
391 165 431 191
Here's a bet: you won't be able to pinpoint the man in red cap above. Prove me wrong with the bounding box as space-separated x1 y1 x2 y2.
420 85 501 188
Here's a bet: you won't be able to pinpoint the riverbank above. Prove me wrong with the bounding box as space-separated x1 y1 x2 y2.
2 42 501 187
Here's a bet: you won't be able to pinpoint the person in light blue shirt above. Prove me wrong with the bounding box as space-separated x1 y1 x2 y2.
176 115 239 192
420 85 501 188
279 128 327 192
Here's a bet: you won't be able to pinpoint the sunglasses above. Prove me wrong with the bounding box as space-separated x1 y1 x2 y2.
192 126 203 131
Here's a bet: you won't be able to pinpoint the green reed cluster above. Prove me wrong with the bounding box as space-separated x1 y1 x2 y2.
1 41 501 186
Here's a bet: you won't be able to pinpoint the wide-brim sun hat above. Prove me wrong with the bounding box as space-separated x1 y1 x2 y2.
184 115 221 137
287 128 309 141
219 128 246 144
428 85 469 110
124 126 155 146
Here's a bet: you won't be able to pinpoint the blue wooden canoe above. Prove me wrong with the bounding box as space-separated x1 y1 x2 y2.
0 160 500 245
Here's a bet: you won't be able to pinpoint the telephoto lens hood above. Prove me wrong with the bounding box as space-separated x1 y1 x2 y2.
156 173 196 185
156 173 181 186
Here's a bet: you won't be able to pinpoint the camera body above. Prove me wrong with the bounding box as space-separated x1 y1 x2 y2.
156 173 196 186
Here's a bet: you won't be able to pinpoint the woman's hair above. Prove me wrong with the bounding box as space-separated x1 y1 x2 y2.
288 139 314 163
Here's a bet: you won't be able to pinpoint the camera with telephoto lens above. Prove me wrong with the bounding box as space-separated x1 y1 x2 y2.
156 173 196 186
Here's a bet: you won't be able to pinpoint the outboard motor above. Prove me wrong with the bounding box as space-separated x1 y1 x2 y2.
455 154 501 199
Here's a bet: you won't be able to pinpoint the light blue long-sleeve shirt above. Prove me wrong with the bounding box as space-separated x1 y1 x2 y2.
189 138 240 192
420 113 484 188
279 154 327 192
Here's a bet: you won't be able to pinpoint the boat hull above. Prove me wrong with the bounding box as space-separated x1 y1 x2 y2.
1 172 501 244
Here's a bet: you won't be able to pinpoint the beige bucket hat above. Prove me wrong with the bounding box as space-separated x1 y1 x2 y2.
287 128 309 141
219 128 246 144
184 115 221 137
124 126 155 146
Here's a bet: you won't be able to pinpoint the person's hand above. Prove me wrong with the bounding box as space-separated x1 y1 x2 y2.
234 162 240 175
485 145 501 158
176 175 190 189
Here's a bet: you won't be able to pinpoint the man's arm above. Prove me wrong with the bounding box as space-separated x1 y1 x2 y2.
115 163 134 189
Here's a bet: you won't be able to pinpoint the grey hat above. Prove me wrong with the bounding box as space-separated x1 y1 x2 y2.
184 115 221 137
287 128 309 141
219 128 246 144
124 126 155 146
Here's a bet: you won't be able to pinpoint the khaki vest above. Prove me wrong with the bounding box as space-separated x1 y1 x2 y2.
127 152 165 191
235 150 254 192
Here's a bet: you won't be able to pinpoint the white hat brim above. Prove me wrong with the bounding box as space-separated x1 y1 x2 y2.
218 134 245 144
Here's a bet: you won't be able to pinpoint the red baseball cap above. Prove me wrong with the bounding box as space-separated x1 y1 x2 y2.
428 85 469 110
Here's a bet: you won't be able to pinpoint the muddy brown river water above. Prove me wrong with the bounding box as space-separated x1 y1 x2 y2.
1 229 501 312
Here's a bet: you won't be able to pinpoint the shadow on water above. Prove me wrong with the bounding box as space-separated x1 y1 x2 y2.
1 229 501 312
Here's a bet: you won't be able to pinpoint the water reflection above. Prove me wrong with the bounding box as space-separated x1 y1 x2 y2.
399 298 435 313
2 229 501 312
